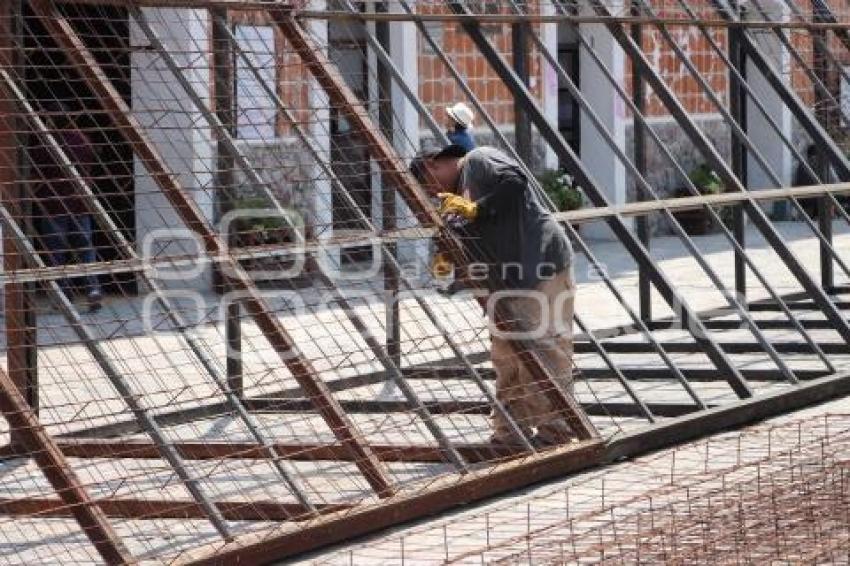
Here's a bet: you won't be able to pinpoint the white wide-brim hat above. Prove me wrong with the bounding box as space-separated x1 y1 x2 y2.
446 102 474 128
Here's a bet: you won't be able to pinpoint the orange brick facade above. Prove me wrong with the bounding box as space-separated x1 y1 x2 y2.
232 4 849 143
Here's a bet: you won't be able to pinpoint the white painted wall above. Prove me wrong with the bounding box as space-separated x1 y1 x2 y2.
389 4 428 267
540 7 560 171
745 0 793 201
579 6 629 240
131 8 214 290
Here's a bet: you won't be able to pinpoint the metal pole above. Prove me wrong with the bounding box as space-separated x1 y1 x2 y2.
812 3 835 291
630 6 652 323
512 2 533 164
211 9 243 397
729 4 748 300
1 0 38 443
375 2 401 369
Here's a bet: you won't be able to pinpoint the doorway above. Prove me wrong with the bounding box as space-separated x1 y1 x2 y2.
23 3 136 293
328 2 374 264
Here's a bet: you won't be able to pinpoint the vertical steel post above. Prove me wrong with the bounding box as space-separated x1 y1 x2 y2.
211 9 243 397
631 6 651 323
812 5 835 291
512 2 532 164
1 0 38 443
729 4 748 301
375 2 400 367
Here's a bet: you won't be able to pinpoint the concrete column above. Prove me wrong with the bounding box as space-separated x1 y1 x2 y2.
745 0 793 201
307 0 335 271
131 8 214 291
579 5 628 240
389 3 427 266
540 7 560 172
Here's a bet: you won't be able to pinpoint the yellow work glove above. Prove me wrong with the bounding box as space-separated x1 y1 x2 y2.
430 252 454 278
437 193 478 221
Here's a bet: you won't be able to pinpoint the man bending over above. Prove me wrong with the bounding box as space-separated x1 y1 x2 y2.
411 145 577 447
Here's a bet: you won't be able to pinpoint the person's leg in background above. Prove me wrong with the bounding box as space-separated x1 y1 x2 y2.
66 214 102 311
40 214 72 297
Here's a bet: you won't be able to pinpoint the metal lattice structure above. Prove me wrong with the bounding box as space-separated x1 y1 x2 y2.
0 0 849 563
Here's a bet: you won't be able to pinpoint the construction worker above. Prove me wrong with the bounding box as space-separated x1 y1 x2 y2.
410 145 577 447
446 102 476 152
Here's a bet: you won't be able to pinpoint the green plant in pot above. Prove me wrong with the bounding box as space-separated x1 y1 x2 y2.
673 163 723 235
538 169 584 212
230 196 290 246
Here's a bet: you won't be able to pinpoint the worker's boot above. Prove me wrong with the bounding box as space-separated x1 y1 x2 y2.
87 290 103 313
533 422 579 448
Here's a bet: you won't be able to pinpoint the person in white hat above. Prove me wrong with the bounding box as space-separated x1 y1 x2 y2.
446 102 476 152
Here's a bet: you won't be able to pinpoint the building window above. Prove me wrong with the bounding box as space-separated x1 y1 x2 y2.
235 25 276 140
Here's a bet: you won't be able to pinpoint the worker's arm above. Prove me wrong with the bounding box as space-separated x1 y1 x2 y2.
469 170 525 222
438 170 525 225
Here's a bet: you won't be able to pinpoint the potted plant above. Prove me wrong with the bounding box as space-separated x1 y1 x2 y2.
673 163 722 235
538 169 584 213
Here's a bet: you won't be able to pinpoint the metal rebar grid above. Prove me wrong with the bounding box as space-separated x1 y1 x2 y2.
0 0 849 563
316 413 850 564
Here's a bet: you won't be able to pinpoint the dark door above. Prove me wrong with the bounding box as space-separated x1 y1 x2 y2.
328 7 373 264
24 3 136 293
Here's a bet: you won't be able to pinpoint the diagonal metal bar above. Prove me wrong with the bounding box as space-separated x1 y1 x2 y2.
272 8 598 440
0 364 134 564
761 0 850 128
513 0 799 384
0 65 318 511
712 1 850 183
134 7 469 473
666 0 850 239
446 0 753 399
586 0 850 349
395 0 699 413
623 0 845 368
0 200 233 539
27 0 394 497
671 0 850 257
563 3 835 374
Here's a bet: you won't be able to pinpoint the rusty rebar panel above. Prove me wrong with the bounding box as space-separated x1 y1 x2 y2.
0 365 133 564
271 8 597 442
28 0 394 499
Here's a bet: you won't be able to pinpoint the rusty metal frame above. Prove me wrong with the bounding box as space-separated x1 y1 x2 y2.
0 363 132 564
271 8 598 441
1 1 850 563
26 0 395 499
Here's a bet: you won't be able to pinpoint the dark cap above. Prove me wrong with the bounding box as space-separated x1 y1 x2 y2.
409 144 468 183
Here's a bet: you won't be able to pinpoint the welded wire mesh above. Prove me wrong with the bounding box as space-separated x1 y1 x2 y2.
0 0 849 563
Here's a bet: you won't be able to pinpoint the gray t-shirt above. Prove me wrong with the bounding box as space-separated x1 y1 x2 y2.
457 147 573 290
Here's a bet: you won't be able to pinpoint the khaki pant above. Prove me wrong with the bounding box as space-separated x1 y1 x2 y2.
490 269 575 442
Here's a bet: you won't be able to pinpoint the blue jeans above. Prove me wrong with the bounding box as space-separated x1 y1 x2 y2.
42 214 101 297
